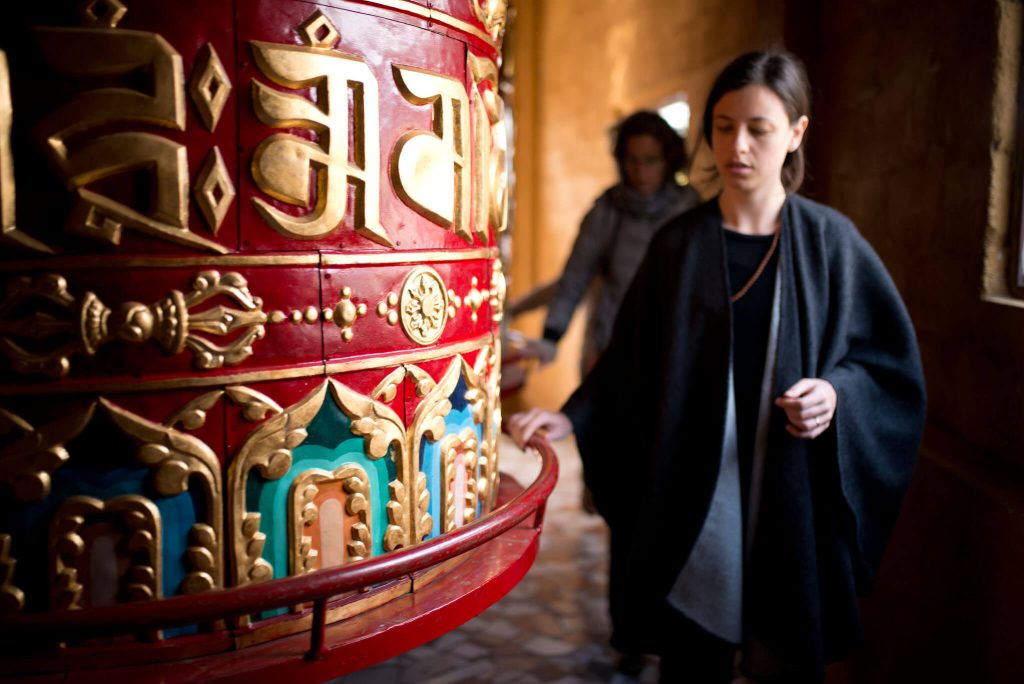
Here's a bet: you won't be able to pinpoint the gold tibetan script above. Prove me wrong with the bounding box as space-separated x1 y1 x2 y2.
391 65 472 243
469 53 509 240
250 11 388 246
0 51 53 255
33 18 224 253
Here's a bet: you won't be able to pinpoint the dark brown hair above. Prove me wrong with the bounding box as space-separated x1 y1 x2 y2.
701 50 811 192
613 110 687 187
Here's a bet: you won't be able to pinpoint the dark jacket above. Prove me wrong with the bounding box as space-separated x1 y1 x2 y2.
564 194 926 672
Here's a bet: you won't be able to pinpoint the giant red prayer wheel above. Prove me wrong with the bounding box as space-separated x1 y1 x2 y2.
0 0 510 666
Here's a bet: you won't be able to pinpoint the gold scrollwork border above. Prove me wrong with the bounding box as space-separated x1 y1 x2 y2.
0 533 24 614
0 404 95 502
227 338 496 586
288 464 372 574
49 494 162 610
100 397 225 594
227 382 326 587
440 427 479 532
328 380 409 552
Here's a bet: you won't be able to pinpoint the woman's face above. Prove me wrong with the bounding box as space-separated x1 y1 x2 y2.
711 85 808 195
622 134 667 197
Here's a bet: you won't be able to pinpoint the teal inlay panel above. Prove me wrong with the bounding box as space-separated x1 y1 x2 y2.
6 464 199 630
420 404 482 540
251 399 394 580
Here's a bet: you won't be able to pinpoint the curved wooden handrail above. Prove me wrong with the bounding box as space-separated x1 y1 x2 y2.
0 434 558 646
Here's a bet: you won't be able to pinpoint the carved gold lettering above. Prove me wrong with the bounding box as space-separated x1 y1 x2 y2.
391 65 472 243
0 51 54 254
250 11 387 246
33 23 225 253
469 53 509 240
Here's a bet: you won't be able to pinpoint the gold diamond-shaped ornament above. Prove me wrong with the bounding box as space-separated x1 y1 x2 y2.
190 43 232 132
79 0 127 28
299 10 340 49
195 147 235 235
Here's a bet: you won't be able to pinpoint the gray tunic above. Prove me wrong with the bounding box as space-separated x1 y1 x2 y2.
542 182 700 365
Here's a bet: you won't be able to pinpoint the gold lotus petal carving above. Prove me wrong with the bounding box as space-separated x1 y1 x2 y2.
229 382 327 587
164 390 224 431
0 403 94 502
371 366 407 403
226 385 283 422
331 380 405 461
405 364 436 398
96 396 224 593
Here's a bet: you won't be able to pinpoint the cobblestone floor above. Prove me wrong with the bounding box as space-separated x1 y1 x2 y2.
335 435 660 684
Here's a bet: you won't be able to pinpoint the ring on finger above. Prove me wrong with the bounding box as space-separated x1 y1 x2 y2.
813 415 820 427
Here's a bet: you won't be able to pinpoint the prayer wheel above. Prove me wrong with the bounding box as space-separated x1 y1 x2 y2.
0 0 512 672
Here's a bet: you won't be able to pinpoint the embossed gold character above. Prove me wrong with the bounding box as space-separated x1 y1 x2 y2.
469 53 509 239
391 66 472 242
0 51 53 254
250 11 388 246
33 12 225 253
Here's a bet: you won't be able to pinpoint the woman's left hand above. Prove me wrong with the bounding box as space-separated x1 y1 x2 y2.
774 378 837 440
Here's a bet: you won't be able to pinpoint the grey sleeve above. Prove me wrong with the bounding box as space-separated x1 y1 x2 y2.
541 203 616 341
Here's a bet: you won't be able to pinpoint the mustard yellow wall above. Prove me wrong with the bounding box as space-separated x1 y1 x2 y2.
507 0 785 410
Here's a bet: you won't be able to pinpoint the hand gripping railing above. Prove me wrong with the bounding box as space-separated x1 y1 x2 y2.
0 434 559 663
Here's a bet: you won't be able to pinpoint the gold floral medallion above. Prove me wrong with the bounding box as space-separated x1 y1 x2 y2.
399 266 449 345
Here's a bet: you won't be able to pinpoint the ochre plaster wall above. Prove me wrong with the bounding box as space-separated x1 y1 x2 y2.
508 0 784 410
800 1 1024 680
805 0 1024 468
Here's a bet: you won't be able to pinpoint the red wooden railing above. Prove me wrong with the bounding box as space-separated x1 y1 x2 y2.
0 435 558 663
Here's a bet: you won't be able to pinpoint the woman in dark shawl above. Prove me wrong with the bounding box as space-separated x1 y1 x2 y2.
508 50 926 683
